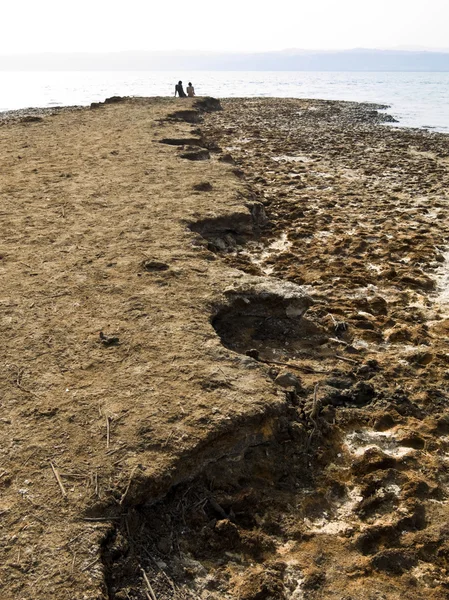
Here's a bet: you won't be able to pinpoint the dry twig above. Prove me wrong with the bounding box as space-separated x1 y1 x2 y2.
81 556 100 572
307 382 321 450
82 516 122 522
141 546 177 594
328 337 349 345
49 461 67 498
335 354 360 365
119 465 139 506
261 358 328 374
140 567 158 600
106 415 111 448
311 382 320 419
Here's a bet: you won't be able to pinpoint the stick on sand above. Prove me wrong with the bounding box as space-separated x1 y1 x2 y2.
106 415 111 449
49 461 67 498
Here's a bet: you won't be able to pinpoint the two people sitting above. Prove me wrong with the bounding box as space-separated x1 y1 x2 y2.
175 81 195 98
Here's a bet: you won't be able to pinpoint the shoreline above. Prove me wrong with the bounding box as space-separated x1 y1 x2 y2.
1 95 448 135
1 68 448 132
1 96 449 599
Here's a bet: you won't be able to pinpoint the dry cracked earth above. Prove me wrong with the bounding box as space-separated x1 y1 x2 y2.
1 96 449 600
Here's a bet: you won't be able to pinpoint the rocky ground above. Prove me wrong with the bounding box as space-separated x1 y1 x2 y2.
1 96 449 600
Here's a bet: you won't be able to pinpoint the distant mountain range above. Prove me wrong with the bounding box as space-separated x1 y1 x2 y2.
1 49 448 71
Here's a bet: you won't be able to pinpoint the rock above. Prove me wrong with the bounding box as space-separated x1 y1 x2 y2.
20 115 43 123
99 331 120 346
387 391 424 418
179 148 210 161
385 326 412 343
104 96 126 104
288 421 307 441
247 202 269 227
401 479 433 499
324 376 353 390
400 274 435 291
352 447 397 476
157 537 172 554
324 381 375 407
218 153 236 164
349 382 376 405
239 357 259 369
357 329 384 343
223 277 313 320
434 414 449 435
351 317 375 330
275 371 301 389
407 351 434 366
371 549 417 574
193 181 213 192
334 320 348 335
214 519 240 543
355 365 373 378
141 259 169 272
356 295 388 316
373 414 396 431
344 344 361 354
429 318 449 336
194 97 222 112
397 432 425 449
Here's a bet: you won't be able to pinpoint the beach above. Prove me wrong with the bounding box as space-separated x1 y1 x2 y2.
1 96 449 599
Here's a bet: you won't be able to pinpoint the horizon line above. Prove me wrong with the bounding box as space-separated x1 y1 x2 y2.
1 47 449 56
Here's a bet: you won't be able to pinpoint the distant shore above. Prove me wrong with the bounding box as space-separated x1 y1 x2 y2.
1 48 448 71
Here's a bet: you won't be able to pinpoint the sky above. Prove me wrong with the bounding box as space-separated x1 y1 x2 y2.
2 0 448 54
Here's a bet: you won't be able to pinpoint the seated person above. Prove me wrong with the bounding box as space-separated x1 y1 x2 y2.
174 81 187 97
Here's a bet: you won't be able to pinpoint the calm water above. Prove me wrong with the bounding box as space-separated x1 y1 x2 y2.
0 70 448 133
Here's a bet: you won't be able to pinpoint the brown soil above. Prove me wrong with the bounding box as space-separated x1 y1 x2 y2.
1 96 449 600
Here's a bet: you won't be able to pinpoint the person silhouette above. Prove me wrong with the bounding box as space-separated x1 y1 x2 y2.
174 81 187 98
186 82 195 97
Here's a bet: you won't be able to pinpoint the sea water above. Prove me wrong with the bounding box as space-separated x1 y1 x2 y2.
0 70 448 133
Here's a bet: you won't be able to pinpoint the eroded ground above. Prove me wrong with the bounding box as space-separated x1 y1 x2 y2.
2 97 449 600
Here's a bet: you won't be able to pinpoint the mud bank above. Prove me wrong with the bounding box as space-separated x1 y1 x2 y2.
1 97 449 600
197 98 449 599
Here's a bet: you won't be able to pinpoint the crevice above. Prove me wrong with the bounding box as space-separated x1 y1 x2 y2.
211 279 317 360
188 202 268 252
159 138 203 146
100 399 328 600
179 147 210 161
166 110 203 124
141 259 169 272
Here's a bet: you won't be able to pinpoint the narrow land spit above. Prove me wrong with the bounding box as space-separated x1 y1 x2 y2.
1 97 449 599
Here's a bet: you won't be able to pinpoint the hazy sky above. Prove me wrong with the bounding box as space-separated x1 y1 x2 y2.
2 0 448 54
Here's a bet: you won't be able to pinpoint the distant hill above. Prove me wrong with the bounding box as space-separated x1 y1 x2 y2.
0 49 448 71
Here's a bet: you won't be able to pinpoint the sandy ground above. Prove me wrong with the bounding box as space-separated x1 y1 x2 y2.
2 96 449 600
0 97 286 599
